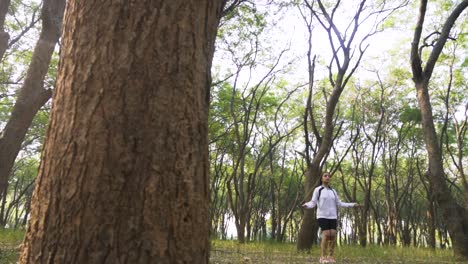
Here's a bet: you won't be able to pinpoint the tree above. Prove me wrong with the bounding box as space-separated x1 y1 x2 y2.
20 1 226 263
0 157 36 227
296 0 406 250
0 0 63 206
410 0 468 257
210 2 302 242
353 80 386 247
269 142 304 242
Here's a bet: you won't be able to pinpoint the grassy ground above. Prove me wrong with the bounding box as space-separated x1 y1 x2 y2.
210 240 468 264
0 229 23 264
1 230 466 263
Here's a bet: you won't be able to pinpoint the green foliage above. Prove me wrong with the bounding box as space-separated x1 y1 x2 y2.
399 107 422 124
45 51 60 89
218 4 267 43
439 0 458 12
461 57 468 67
382 15 396 28
0 97 13 124
12 157 39 183
25 105 50 153
6 0 41 46
389 67 412 83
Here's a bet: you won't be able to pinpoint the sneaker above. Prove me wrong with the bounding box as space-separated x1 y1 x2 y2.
319 256 329 263
327 256 336 263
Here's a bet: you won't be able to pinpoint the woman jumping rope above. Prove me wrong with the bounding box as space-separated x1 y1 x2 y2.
302 172 360 263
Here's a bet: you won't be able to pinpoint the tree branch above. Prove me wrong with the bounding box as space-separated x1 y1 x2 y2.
423 0 468 81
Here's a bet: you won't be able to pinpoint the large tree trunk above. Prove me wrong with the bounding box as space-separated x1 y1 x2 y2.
19 1 224 263
297 166 320 250
0 0 65 202
410 0 468 257
415 83 468 256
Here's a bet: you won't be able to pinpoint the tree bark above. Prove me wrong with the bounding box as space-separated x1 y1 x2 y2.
0 0 10 60
427 199 436 249
297 165 320 250
19 1 224 263
410 0 468 257
0 0 65 203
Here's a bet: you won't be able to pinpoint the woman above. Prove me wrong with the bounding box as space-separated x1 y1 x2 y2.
302 172 360 264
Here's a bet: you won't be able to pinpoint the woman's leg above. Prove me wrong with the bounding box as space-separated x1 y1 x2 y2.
321 230 329 258
328 229 337 260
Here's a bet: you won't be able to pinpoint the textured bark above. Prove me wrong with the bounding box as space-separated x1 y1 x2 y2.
297 167 320 250
0 0 64 203
415 82 468 256
19 1 224 263
410 0 468 257
0 0 10 60
427 199 436 249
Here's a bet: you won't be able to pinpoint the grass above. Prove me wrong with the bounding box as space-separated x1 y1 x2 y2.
0 231 466 263
210 240 468 263
0 229 24 264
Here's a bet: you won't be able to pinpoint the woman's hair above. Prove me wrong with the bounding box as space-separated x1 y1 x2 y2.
316 172 331 187
317 171 331 187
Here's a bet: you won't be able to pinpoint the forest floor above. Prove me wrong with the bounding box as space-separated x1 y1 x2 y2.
210 240 468 264
0 229 22 263
1 230 467 263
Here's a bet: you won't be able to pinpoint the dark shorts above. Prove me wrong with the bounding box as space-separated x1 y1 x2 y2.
317 218 337 231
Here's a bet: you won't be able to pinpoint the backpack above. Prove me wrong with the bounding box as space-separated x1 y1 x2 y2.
317 186 337 201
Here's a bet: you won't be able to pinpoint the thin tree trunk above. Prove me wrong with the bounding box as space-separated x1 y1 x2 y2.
0 0 65 202
427 194 436 249
19 1 224 263
21 193 31 226
0 185 7 226
0 0 10 60
271 182 277 240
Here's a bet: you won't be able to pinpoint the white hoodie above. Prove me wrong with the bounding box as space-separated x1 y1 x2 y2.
303 185 356 219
